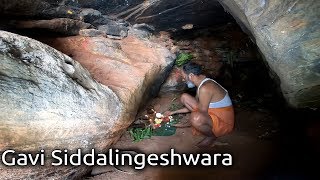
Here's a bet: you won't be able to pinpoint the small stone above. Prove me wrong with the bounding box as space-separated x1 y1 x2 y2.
133 23 155 32
79 29 106 37
79 8 102 23
181 24 194 30
98 24 128 39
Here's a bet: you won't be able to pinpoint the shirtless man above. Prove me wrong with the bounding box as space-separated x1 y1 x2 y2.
165 63 234 147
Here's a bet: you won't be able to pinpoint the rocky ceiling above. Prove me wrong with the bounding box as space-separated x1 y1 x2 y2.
0 0 233 31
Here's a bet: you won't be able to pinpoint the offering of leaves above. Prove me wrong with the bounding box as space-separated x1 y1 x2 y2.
175 53 193 66
149 111 177 136
128 126 152 142
149 112 174 129
128 109 179 142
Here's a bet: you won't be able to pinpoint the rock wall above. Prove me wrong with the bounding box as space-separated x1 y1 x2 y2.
0 30 174 178
218 0 320 108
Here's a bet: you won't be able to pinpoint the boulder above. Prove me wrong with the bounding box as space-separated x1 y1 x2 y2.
98 24 128 39
0 31 174 178
12 18 91 35
128 26 152 39
0 30 120 178
79 28 106 37
79 8 102 23
128 23 155 39
0 30 121 152
218 0 320 108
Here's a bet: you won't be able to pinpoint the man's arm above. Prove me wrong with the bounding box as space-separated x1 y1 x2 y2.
198 86 212 113
171 107 190 115
165 107 190 116
166 87 211 116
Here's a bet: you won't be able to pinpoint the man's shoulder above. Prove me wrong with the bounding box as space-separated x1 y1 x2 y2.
201 80 217 90
199 82 214 94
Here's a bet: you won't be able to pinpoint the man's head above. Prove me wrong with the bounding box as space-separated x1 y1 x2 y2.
183 62 202 75
182 62 202 88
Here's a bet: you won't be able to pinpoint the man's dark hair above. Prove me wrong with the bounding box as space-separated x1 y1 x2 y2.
182 62 202 75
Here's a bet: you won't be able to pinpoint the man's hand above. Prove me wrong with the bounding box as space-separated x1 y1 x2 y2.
164 107 190 116
164 111 173 116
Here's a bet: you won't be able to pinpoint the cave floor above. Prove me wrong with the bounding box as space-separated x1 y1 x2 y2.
89 92 280 180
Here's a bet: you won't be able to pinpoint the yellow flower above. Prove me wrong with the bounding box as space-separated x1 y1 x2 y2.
154 118 162 124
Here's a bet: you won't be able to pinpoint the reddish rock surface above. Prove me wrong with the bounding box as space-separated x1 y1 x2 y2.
43 35 175 131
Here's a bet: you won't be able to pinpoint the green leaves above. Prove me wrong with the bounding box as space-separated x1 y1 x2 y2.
129 126 152 142
175 53 193 66
152 123 176 136
128 118 180 142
